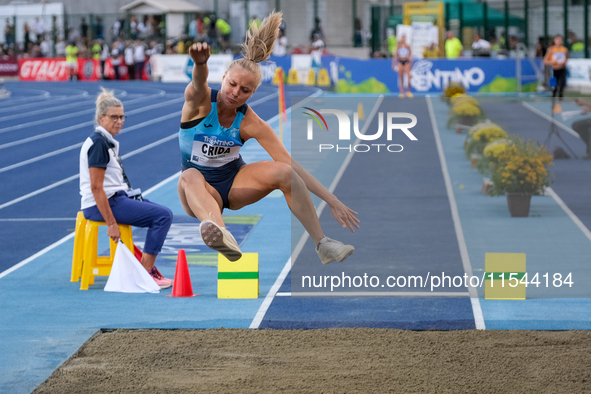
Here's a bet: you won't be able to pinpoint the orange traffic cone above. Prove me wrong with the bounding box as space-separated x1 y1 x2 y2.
167 249 199 297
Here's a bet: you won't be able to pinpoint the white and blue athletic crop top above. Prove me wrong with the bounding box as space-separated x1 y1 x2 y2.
179 89 248 171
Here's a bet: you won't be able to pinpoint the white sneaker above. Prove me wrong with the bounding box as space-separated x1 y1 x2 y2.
199 220 242 261
316 237 355 265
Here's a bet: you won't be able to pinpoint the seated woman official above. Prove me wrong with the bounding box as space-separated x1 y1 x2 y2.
79 88 174 288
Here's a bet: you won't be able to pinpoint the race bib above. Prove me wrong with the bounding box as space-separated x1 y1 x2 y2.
190 133 242 167
552 51 566 63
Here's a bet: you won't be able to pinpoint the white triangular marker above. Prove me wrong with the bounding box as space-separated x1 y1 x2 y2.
104 241 160 293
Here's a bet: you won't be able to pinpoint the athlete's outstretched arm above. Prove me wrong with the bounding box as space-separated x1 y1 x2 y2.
242 110 360 232
182 43 211 119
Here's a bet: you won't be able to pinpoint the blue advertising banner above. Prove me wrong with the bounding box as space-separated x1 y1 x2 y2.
320 57 540 94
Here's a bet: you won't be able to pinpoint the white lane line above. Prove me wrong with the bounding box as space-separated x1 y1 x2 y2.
143 171 181 196
0 90 279 173
546 187 591 243
0 110 185 173
249 93 382 329
0 232 76 280
0 133 178 210
277 292 470 297
522 101 581 139
0 91 170 135
0 89 50 106
0 92 55 112
0 97 96 122
0 143 83 173
0 218 76 221
0 94 75 113
426 96 486 330
0 96 182 149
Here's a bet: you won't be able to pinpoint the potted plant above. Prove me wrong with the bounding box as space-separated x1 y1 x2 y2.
448 101 484 130
442 82 466 103
478 139 514 195
464 123 508 167
489 138 554 217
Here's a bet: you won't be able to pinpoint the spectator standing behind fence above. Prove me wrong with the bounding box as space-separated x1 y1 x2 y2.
249 15 261 30
216 17 231 52
80 18 88 40
205 15 217 49
23 22 32 54
66 41 78 81
40 38 51 57
472 33 490 57
32 17 45 44
130 16 138 40
535 37 547 58
134 39 146 80
310 33 324 68
354 18 362 48
95 17 104 40
91 39 101 61
125 43 135 80
445 31 463 59
100 42 109 79
111 48 121 80
544 35 568 114
273 28 287 56
55 38 66 57
4 19 14 48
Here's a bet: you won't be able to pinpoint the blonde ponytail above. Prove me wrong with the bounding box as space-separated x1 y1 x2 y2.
95 87 122 124
227 11 283 87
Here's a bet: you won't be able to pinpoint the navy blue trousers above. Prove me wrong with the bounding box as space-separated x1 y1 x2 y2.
83 190 173 255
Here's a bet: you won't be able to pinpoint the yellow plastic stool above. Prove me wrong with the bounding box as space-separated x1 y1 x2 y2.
71 211 88 282
71 211 134 290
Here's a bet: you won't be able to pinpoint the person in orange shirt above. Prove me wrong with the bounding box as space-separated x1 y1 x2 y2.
544 35 569 114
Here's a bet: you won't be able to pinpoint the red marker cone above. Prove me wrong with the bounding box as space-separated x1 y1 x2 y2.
167 249 199 297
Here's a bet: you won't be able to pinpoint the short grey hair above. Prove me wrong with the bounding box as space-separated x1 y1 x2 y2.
95 87 123 124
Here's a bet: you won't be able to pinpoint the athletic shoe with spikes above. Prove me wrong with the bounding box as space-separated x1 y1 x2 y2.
316 236 355 265
148 266 173 289
199 219 242 262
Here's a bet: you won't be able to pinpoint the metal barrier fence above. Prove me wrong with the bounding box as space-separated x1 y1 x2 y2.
371 0 591 58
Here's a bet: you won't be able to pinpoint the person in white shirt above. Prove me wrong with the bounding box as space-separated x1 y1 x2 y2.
472 33 491 57
273 28 287 56
32 17 45 44
310 33 324 67
55 38 66 57
133 39 146 80
79 88 173 288
124 43 135 79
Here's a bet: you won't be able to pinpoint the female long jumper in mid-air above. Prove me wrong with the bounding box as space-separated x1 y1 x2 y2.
176 11 359 265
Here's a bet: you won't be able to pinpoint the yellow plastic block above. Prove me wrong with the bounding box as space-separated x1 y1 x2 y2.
306 69 316 86
272 67 283 85
287 68 299 85
357 102 365 120
218 253 259 299
484 253 526 300
317 68 330 86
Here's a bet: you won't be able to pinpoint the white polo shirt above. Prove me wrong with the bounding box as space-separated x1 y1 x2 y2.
79 126 127 209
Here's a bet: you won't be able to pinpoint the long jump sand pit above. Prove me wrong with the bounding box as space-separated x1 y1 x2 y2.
35 328 591 393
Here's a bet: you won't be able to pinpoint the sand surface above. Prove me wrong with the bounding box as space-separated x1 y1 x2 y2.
35 328 591 393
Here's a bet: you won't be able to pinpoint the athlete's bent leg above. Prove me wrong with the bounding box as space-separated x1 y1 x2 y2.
229 161 324 245
178 168 225 226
